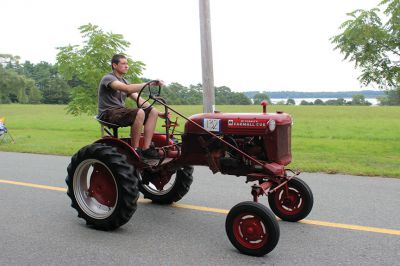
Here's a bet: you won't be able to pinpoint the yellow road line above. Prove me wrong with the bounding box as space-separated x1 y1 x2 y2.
1 178 400 236
0 179 67 192
138 199 229 213
172 202 229 214
300 219 400 236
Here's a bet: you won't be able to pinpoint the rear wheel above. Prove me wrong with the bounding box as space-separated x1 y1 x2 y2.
268 177 313 222
138 166 193 204
66 143 139 230
226 201 280 256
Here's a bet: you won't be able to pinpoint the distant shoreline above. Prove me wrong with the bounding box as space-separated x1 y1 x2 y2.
270 97 379 105
243 90 384 99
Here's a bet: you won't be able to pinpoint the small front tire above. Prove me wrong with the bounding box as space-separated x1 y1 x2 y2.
226 201 280 257
268 177 313 222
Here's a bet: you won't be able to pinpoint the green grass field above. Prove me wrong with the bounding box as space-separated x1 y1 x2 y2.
1 104 399 177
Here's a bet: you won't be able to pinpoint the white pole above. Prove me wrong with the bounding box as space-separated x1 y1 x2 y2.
199 0 215 113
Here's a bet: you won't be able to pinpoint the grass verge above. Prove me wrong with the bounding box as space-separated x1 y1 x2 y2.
0 104 399 177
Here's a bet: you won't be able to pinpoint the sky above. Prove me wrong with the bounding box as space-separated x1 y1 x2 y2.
1 0 381 92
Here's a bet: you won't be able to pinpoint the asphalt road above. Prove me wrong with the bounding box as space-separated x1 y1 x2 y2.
0 151 399 265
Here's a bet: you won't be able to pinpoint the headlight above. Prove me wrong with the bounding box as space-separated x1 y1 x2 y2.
268 119 276 132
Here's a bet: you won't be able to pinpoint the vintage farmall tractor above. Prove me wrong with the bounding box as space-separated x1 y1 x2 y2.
66 81 314 256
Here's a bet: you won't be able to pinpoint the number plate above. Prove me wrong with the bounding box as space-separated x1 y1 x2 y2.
203 118 220 132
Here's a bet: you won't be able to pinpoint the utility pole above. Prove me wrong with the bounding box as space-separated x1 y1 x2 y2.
199 0 215 113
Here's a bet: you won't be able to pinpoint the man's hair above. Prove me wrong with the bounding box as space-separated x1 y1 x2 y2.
111 54 127 70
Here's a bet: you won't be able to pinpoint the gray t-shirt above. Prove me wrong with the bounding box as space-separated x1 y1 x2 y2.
97 72 129 118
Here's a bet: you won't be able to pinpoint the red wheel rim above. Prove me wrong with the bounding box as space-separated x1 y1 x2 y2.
88 163 117 207
273 186 304 216
232 212 268 249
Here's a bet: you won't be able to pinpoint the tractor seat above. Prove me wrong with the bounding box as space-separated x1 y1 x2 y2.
95 116 123 138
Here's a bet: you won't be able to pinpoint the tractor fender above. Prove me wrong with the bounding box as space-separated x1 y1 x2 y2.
94 137 146 168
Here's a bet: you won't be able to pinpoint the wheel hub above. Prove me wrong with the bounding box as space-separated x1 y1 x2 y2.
241 218 264 241
233 213 268 249
275 188 303 214
88 163 117 207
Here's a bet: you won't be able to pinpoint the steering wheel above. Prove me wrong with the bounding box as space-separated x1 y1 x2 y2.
136 80 162 110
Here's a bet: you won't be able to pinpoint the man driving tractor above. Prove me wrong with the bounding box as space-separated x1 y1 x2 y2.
97 54 164 159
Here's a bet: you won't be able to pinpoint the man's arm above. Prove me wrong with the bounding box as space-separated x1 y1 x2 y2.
109 80 164 95
109 80 144 95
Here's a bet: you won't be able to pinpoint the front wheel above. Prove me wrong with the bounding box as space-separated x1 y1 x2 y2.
225 201 280 257
268 177 313 222
66 143 139 230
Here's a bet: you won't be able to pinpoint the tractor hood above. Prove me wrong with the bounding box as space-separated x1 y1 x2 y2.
184 112 292 135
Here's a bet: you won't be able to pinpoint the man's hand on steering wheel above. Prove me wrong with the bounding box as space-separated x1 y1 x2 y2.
149 80 165 87
136 80 164 110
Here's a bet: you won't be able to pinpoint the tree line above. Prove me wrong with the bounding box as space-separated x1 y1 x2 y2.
244 90 384 99
0 50 394 109
153 82 251 105
298 94 372 106
0 53 250 107
0 54 69 104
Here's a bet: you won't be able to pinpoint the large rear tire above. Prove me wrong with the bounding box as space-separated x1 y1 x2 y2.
66 143 139 230
138 166 193 204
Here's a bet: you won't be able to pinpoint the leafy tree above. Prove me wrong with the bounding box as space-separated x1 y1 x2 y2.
187 84 203 105
325 99 339 105
351 94 366 105
378 89 400 104
314 99 324 105
21 61 55 90
167 82 195 104
300 100 313 105
336 98 347 105
231 92 251 105
19 61 70 103
27 86 42 104
0 54 21 66
56 24 145 115
286 98 296 105
2 56 71 104
215 86 251 105
350 94 372 105
331 0 400 105
215 86 231 105
42 78 70 104
17 87 28 103
0 66 41 104
253 92 271 105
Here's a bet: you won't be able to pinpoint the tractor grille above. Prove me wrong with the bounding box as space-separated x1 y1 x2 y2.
264 124 292 165
276 124 291 163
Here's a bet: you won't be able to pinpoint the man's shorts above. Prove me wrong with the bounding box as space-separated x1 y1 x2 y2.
102 107 153 127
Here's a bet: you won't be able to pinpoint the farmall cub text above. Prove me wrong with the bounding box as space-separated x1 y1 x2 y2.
66 81 314 256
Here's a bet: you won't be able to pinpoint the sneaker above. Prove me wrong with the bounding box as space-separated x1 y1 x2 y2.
134 148 143 158
141 147 161 160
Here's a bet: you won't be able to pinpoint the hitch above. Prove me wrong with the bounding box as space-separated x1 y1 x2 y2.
250 169 300 203
251 182 273 202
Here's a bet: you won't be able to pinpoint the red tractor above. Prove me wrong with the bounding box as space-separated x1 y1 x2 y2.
66 81 313 257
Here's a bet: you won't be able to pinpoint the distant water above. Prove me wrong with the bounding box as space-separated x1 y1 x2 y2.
271 98 379 106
